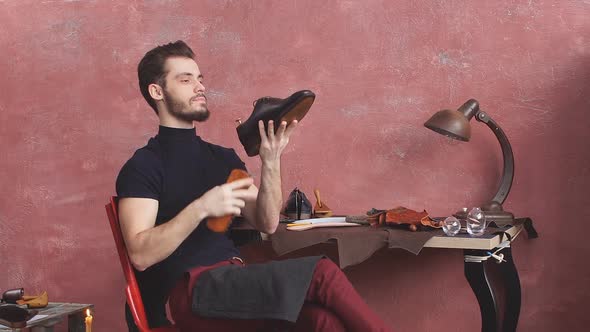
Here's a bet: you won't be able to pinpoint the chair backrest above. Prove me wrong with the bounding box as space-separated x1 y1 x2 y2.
105 197 177 332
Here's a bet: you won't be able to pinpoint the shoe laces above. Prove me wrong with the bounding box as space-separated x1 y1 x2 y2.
252 96 272 107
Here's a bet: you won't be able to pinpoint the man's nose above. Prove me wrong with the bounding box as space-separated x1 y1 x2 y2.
195 81 205 92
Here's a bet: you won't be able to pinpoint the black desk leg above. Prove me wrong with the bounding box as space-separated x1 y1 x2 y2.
498 247 521 332
68 311 85 332
464 249 498 332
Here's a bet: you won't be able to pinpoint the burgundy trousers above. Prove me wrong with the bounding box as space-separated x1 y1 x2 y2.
168 258 392 332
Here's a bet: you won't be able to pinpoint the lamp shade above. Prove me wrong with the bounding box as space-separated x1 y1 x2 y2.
424 109 471 141
424 99 481 142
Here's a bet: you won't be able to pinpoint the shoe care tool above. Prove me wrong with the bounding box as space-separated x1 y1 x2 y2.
16 291 48 309
343 215 371 225
312 189 333 218
1 288 24 304
207 169 251 233
286 217 361 231
236 90 315 157
0 304 38 329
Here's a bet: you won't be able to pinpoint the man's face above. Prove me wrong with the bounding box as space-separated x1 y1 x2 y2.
161 57 209 122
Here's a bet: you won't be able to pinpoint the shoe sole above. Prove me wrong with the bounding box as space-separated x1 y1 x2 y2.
241 95 315 157
279 96 314 125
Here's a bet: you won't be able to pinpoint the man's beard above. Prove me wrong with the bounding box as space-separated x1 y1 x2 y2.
163 90 210 122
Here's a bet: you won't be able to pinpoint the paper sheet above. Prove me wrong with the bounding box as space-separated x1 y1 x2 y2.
289 217 346 224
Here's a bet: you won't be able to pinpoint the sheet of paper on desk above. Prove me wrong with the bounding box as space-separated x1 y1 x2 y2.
287 222 361 231
289 217 346 224
0 314 48 328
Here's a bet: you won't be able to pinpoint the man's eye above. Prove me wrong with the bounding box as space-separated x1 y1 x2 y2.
181 79 190 83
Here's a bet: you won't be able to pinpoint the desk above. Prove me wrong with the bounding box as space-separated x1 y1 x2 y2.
0 303 93 332
271 224 523 332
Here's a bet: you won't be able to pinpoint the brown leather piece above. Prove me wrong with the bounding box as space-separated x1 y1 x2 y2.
15 291 48 308
366 207 441 231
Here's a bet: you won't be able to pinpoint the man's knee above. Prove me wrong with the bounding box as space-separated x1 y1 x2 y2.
314 258 341 278
294 304 346 332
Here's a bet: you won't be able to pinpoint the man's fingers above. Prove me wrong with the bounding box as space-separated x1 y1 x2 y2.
229 206 242 216
283 120 298 138
231 198 246 209
267 120 275 139
231 188 257 200
225 177 254 190
258 120 269 144
276 120 287 137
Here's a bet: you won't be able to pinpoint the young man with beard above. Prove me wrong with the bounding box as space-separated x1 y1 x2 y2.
116 40 392 332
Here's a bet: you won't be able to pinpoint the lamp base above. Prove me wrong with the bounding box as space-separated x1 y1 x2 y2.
453 201 515 227
481 201 514 227
483 210 515 227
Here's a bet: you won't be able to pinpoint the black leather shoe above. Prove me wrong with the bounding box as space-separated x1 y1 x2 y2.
283 188 312 220
236 90 315 157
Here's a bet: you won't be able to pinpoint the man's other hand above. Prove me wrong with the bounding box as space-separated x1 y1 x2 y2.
196 177 255 218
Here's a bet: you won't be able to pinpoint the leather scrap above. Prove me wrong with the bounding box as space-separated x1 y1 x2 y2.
15 291 48 309
366 207 441 231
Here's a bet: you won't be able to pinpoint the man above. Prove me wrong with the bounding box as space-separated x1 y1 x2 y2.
116 40 392 332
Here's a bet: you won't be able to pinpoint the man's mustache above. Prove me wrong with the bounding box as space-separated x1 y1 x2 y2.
191 93 207 102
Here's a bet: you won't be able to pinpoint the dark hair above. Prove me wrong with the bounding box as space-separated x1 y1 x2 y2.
137 40 195 114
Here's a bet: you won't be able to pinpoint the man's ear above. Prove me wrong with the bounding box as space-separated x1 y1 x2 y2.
148 83 164 101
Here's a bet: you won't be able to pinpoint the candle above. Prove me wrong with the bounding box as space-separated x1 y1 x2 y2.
85 308 93 332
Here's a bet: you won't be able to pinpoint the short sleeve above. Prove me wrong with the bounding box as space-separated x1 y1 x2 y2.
116 150 162 200
224 148 247 173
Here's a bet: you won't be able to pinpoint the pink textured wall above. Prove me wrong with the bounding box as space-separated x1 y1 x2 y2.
1 1 588 331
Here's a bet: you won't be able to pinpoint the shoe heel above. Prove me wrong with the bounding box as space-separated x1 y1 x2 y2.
237 124 261 157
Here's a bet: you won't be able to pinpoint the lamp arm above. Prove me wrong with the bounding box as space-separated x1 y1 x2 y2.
475 111 514 205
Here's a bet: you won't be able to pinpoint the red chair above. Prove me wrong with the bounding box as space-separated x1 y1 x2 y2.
105 196 179 332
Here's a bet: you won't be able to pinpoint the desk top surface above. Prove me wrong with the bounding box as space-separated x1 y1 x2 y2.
424 224 522 250
270 223 523 268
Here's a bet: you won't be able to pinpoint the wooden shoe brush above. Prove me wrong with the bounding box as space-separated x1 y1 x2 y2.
313 189 333 218
207 169 251 232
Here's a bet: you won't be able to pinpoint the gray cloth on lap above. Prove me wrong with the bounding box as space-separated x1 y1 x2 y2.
192 256 323 322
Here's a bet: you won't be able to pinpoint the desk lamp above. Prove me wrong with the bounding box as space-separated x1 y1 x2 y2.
424 99 515 226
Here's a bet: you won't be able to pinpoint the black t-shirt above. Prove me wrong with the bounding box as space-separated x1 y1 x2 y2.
116 125 246 327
